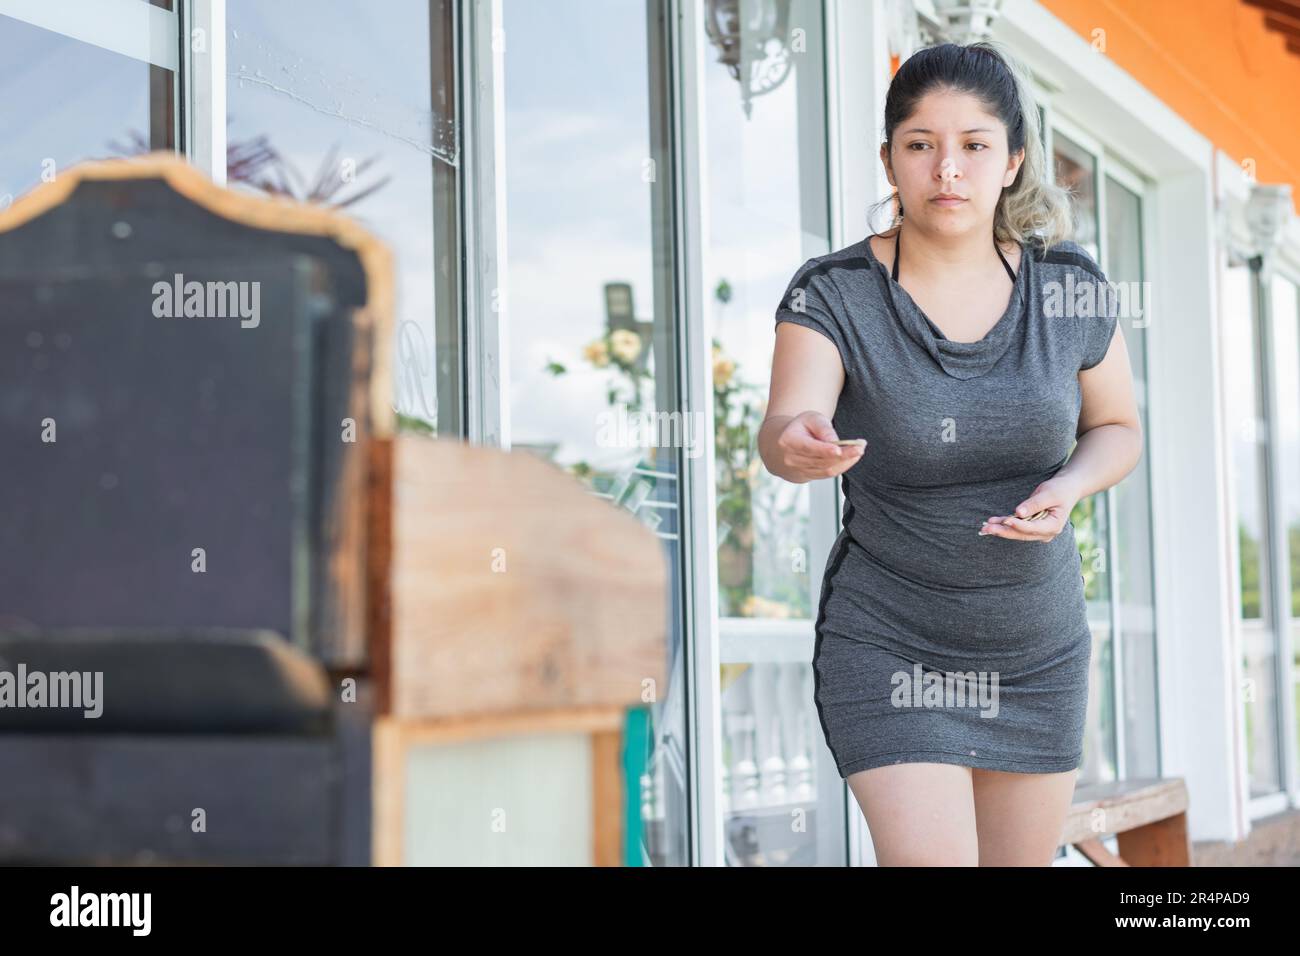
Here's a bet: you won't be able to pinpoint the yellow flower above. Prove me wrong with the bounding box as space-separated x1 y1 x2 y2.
583 338 610 367
746 595 792 619
713 355 735 387
609 329 642 364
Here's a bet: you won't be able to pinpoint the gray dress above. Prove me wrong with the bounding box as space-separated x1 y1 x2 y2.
774 232 1119 777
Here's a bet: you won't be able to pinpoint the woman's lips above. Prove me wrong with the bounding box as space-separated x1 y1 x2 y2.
931 196 967 206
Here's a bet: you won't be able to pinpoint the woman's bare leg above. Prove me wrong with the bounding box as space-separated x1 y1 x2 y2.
971 767 1078 866
846 762 979 866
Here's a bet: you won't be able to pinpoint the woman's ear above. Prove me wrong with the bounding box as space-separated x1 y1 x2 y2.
879 141 895 187
1003 146 1025 187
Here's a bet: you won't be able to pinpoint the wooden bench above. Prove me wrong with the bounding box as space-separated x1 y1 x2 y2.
1061 777 1191 866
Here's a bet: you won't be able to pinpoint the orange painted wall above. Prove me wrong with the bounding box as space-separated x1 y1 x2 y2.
1040 0 1300 213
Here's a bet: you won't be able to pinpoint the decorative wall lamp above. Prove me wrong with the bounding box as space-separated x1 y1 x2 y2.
704 0 794 119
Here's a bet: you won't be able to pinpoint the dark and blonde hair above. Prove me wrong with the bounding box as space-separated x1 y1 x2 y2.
870 39 1074 249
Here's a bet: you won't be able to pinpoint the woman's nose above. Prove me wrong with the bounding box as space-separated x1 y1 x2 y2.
937 157 962 183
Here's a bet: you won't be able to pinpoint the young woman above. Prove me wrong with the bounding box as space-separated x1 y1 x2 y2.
760 41 1143 866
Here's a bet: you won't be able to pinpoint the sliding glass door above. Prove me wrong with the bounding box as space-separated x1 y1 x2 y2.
222 0 461 437
1048 118 1161 785
697 0 847 865
485 0 692 866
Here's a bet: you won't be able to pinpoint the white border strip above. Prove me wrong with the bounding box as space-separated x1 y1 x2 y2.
676 0 723 868
0 0 178 70
185 0 226 184
463 0 508 448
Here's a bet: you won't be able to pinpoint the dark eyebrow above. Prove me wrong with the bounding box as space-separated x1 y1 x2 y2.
899 127 996 135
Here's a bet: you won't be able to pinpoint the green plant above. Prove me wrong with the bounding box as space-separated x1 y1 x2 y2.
546 328 653 412
712 338 769 615
1239 522 1262 619
109 130 392 209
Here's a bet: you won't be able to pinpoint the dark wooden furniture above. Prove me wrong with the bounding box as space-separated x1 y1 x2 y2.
0 156 389 864
0 156 668 865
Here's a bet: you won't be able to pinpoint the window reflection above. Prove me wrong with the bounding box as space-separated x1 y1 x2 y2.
1052 131 1114 783
1224 257 1282 796
705 0 845 866
1272 275 1300 775
1053 131 1098 257
225 0 459 436
0 14 175 203
499 0 689 867
1105 174 1160 779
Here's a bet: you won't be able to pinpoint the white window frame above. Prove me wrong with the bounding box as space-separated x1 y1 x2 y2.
1041 108 1155 782
1269 255 1300 809
0 0 183 155
675 0 724 869
180 0 225 185
1217 156 1300 820
0 0 178 69
461 0 508 449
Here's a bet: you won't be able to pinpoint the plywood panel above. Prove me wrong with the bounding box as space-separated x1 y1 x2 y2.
401 731 593 866
385 437 669 720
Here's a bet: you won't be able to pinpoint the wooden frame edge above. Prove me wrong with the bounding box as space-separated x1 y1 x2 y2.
0 152 396 437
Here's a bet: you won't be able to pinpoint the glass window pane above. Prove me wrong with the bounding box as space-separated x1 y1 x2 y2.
705 0 843 866
1052 130 1114 783
1225 264 1271 623
1104 174 1160 779
708 6 828 623
1224 258 1281 796
1270 274 1300 783
0 14 175 203
226 0 459 436
1052 131 1098 259
498 0 689 867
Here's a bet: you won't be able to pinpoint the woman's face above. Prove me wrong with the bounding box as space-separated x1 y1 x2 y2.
880 88 1024 238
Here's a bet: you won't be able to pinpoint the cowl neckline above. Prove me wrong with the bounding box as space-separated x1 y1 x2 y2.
864 231 1032 381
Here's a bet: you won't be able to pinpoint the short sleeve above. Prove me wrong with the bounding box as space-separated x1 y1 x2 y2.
1052 240 1119 371
1079 285 1119 371
774 257 848 364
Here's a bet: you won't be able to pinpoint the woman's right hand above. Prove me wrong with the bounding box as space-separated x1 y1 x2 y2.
772 411 866 482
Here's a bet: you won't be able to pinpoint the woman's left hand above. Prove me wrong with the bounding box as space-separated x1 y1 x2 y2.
979 477 1080 542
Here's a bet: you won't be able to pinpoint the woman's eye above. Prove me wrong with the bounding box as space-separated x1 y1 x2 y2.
905 142 986 151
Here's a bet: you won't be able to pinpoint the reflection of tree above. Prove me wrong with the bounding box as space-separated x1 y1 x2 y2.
714 338 757 612
232 139 392 209
1230 520 1300 619
543 328 652 484
713 338 804 618
1072 491 1103 599
110 130 392 209
546 329 652 414
746 473 810 618
1290 522 1300 617
1239 523 1262 619
540 330 667 533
